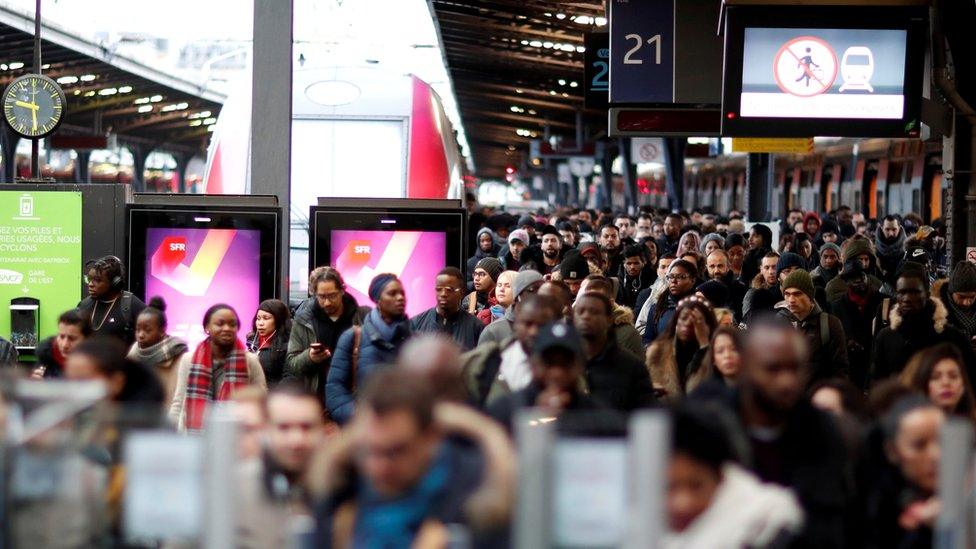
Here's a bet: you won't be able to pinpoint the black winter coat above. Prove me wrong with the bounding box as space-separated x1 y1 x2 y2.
409 307 484 352
870 298 976 384
829 292 885 390
584 339 657 413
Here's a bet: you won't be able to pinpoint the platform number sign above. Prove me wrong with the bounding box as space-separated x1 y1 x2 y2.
584 33 610 109
609 0 675 104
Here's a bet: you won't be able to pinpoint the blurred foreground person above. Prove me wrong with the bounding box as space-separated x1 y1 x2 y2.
170 304 267 433
127 297 188 405
238 383 328 548
66 337 164 407
398 334 468 403
664 406 803 548
865 396 945 549
900 343 976 423
312 370 514 547
35 309 91 378
693 316 849 547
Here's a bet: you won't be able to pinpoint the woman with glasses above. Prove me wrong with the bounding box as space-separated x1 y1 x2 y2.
286 266 370 402
646 296 717 401
642 259 699 346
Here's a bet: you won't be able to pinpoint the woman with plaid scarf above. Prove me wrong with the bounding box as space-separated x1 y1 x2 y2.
169 303 267 433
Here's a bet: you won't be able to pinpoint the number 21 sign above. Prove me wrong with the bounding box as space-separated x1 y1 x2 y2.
609 0 675 104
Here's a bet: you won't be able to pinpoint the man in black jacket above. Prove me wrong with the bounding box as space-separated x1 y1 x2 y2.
574 292 656 413
870 265 976 384
829 260 885 389
704 249 747 321
776 269 849 385
410 267 482 351
616 245 654 310
693 318 850 548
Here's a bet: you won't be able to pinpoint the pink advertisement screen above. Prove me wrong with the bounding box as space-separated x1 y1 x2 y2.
145 228 261 349
331 230 446 317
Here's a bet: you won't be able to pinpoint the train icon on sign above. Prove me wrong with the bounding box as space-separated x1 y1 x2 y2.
839 47 875 93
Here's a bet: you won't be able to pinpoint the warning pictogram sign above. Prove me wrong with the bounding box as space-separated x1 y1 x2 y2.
773 36 838 97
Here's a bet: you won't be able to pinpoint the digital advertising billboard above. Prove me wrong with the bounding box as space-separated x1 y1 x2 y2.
145 228 261 349
310 202 465 316
128 206 280 350
331 230 446 317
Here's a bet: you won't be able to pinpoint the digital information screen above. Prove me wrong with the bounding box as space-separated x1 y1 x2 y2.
330 230 446 318
740 28 907 120
145 227 261 349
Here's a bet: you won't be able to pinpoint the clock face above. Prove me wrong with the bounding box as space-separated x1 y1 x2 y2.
2 74 65 139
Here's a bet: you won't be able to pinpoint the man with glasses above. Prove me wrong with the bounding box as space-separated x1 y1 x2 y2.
286 266 370 400
410 267 482 351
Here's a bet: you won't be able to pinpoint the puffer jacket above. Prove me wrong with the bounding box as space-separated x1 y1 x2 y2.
325 310 411 424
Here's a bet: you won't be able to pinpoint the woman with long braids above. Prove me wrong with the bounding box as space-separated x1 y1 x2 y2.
170 303 266 433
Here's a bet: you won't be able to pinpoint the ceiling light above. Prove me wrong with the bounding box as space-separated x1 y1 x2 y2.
515 88 523 94
150 95 163 102
528 109 537 115
118 85 132 93
556 13 566 19
137 105 152 113
576 46 586 53
558 79 566 86
529 40 542 48
57 76 78 85
189 120 202 127
595 16 607 26
8 62 24 70
84 90 96 97
569 81 579 88
134 97 150 104
543 42 553 49
520 40 528 45
80 74 96 82
98 88 118 96
549 90 557 95
203 117 217 125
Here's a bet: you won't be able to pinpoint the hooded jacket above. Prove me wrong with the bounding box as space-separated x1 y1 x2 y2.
612 305 644 359
825 240 884 302
829 290 886 390
870 297 976 383
466 228 501 288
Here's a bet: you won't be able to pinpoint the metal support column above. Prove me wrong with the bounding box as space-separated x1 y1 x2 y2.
746 153 774 222
600 142 614 209
174 153 190 194
74 150 90 183
663 138 686 212
250 0 293 299
618 138 637 212
130 145 147 192
0 128 17 182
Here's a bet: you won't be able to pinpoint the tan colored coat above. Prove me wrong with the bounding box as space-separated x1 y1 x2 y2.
168 351 266 431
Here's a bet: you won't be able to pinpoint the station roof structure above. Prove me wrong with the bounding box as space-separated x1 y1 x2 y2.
429 0 607 178
0 5 224 155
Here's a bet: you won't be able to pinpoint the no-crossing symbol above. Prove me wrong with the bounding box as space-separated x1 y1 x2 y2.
773 36 838 97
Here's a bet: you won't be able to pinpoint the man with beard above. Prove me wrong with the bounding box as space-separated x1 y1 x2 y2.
875 215 906 285
462 257 502 319
692 319 849 548
556 220 579 248
537 225 564 274
598 223 624 276
705 250 748 322
636 214 653 240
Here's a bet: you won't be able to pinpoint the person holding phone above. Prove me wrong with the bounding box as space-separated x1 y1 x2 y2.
286 267 370 403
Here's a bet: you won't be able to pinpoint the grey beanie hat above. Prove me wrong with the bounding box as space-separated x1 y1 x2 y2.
819 242 841 258
513 270 544 299
699 233 726 254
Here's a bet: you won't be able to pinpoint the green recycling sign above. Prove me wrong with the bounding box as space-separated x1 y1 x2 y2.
0 190 82 348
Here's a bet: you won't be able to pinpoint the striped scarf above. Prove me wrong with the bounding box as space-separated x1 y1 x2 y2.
184 337 251 433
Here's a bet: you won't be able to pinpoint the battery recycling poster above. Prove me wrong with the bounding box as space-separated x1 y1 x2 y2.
0 191 82 347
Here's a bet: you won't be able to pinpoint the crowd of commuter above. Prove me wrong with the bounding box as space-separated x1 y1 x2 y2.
0 199 970 548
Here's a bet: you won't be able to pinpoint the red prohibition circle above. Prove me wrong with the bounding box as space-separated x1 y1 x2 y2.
772 36 838 97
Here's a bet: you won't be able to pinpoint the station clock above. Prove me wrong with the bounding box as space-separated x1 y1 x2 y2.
2 74 66 139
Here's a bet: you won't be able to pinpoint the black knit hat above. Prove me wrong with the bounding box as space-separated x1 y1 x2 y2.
950 260 976 294
776 252 807 278
559 250 590 281
696 280 729 308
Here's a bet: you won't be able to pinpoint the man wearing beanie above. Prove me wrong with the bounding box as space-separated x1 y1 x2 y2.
500 229 529 271
875 215 907 286
825 238 884 302
775 269 849 385
811 242 841 289
935 261 976 350
463 257 502 322
559 250 592 298
828 260 884 389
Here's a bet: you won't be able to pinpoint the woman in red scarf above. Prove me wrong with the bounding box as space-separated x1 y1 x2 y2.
170 303 267 433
